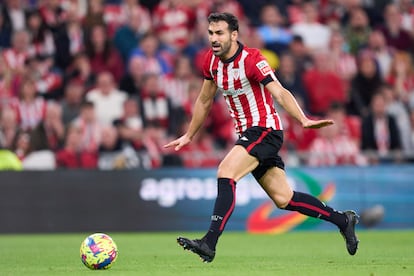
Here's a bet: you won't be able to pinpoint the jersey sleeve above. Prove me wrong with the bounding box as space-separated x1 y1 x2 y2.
202 50 214 80
246 49 278 86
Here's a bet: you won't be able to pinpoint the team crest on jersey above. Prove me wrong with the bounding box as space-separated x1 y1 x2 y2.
256 60 272 76
232 68 240 80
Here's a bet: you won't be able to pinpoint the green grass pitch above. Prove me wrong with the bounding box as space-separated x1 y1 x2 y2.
0 231 412 275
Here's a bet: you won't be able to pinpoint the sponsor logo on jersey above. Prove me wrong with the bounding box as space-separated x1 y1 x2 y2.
256 60 272 76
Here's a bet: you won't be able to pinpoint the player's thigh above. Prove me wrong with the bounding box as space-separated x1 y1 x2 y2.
217 145 259 181
258 166 293 208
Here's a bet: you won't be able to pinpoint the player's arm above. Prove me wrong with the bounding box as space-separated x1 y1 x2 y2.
164 79 218 150
266 81 334 129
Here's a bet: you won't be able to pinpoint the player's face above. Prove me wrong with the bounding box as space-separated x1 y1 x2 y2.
208 21 237 59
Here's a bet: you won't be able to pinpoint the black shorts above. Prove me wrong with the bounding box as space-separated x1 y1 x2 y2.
235 126 285 181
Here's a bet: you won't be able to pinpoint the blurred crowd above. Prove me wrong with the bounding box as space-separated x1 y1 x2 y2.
1 0 414 170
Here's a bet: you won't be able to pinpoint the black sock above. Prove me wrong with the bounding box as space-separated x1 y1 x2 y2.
284 191 347 230
203 178 236 250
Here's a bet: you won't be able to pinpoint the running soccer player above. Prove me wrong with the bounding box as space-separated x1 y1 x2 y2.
164 12 359 263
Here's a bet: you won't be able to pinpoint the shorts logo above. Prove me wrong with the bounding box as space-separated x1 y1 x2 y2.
256 60 272 76
240 136 249 141
232 68 240 80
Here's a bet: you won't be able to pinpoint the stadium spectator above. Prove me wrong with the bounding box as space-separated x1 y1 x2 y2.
129 32 172 76
255 3 292 55
113 97 144 149
60 80 84 125
0 6 12 49
347 50 384 117
291 1 331 51
52 4 84 70
38 0 67 32
30 101 64 151
340 0 383 28
104 0 151 37
161 54 196 109
326 101 361 146
0 106 19 150
275 52 308 113
361 92 402 164
302 50 346 116
25 8 55 58
84 23 124 82
113 97 152 168
380 84 412 156
279 103 317 159
71 101 102 152
205 94 237 151
10 77 47 131
328 30 357 90
83 0 106 34
307 121 366 167
119 55 145 97
397 0 414 37
2 29 31 75
25 54 62 99
152 0 196 52
343 7 371 55
377 3 413 52
112 6 148 63
386 51 414 105
64 52 95 91
86 71 127 126
286 0 306 25
237 0 286 27
286 35 313 75
140 73 172 131
98 124 141 170
11 129 31 160
2 0 27 32
365 30 394 79
178 116 222 168
0 55 14 105
55 123 98 169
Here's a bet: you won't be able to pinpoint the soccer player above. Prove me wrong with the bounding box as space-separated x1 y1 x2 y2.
164 12 359 263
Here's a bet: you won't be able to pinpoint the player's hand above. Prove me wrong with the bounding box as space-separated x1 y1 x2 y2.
163 134 191 151
302 118 334 129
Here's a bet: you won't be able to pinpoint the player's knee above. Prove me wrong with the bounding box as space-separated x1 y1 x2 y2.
217 162 233 179
271 193 292 209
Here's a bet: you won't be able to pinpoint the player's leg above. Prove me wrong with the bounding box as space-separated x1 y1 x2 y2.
178 145 258 262
257 166 359 255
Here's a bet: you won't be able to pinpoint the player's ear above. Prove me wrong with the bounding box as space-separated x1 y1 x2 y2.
231 30 238 41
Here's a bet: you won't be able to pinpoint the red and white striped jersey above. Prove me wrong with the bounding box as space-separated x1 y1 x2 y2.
203 43 283 135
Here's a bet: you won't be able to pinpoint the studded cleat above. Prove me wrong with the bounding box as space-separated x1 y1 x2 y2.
340 210 360 255
177 237 215 263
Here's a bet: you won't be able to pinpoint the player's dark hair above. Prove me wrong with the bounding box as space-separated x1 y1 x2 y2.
208 12 239 32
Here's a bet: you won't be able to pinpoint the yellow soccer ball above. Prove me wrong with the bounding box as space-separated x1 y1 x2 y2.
80 233 118 270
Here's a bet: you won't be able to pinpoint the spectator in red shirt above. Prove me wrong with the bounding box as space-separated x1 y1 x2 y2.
307 120 367 167
55 123 97 169
84 23 124 82
302 50 346 116
377 3 413 52
152 0 196 52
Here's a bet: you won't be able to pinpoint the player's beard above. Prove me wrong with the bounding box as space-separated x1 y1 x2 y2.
212 39 232 59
